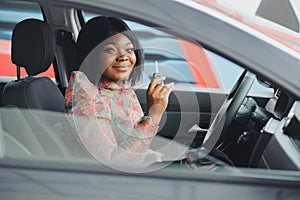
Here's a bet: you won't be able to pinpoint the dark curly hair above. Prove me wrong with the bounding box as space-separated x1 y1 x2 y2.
75 16 144 86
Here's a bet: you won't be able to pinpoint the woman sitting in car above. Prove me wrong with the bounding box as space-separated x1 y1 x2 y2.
64 16 174 164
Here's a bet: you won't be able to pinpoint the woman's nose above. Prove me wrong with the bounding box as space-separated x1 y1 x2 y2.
116 53 129 61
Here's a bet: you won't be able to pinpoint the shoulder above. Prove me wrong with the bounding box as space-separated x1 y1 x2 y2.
70 71 89 82
126 87 138 97
69 71 96 88
67 71 98 96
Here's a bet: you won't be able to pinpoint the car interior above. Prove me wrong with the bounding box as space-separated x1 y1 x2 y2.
0 1 299 172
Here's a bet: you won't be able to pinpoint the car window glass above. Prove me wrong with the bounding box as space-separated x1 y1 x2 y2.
0 2 299 183
84 12 271 93
0 1 55 79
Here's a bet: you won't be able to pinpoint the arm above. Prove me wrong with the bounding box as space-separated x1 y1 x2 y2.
110 78 174 158
112 90 159 154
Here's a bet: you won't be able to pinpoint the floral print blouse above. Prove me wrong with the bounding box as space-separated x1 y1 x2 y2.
64 71 160 163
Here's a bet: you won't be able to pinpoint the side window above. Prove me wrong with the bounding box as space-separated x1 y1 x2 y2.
83 12 271 93
0 1 55 79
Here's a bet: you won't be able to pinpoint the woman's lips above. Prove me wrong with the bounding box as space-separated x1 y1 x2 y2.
112 65 130 72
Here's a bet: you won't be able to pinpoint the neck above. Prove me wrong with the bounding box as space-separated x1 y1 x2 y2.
100 77 125 84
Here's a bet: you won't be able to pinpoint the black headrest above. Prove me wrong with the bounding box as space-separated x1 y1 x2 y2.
11 19 56 76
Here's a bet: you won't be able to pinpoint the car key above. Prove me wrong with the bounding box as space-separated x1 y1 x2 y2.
152 60 164 84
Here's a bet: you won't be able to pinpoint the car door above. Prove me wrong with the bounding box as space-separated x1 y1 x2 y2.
1 1 300 200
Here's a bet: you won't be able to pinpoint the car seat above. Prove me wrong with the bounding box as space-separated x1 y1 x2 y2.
2 18 65 111
0 19 92 159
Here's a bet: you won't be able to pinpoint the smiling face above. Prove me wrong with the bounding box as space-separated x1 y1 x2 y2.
100 33 137 82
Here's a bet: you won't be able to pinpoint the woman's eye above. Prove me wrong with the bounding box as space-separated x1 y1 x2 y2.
104 48 115 53
126 48 134 53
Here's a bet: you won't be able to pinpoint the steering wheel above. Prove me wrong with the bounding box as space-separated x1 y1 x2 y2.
201 70 256 153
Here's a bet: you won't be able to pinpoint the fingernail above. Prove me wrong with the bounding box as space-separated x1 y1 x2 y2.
166 82 175 89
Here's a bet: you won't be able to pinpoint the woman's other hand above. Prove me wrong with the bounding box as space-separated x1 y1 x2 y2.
145 76 174 124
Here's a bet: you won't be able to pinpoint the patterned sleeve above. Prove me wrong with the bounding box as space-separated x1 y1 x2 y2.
113 89 159 155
